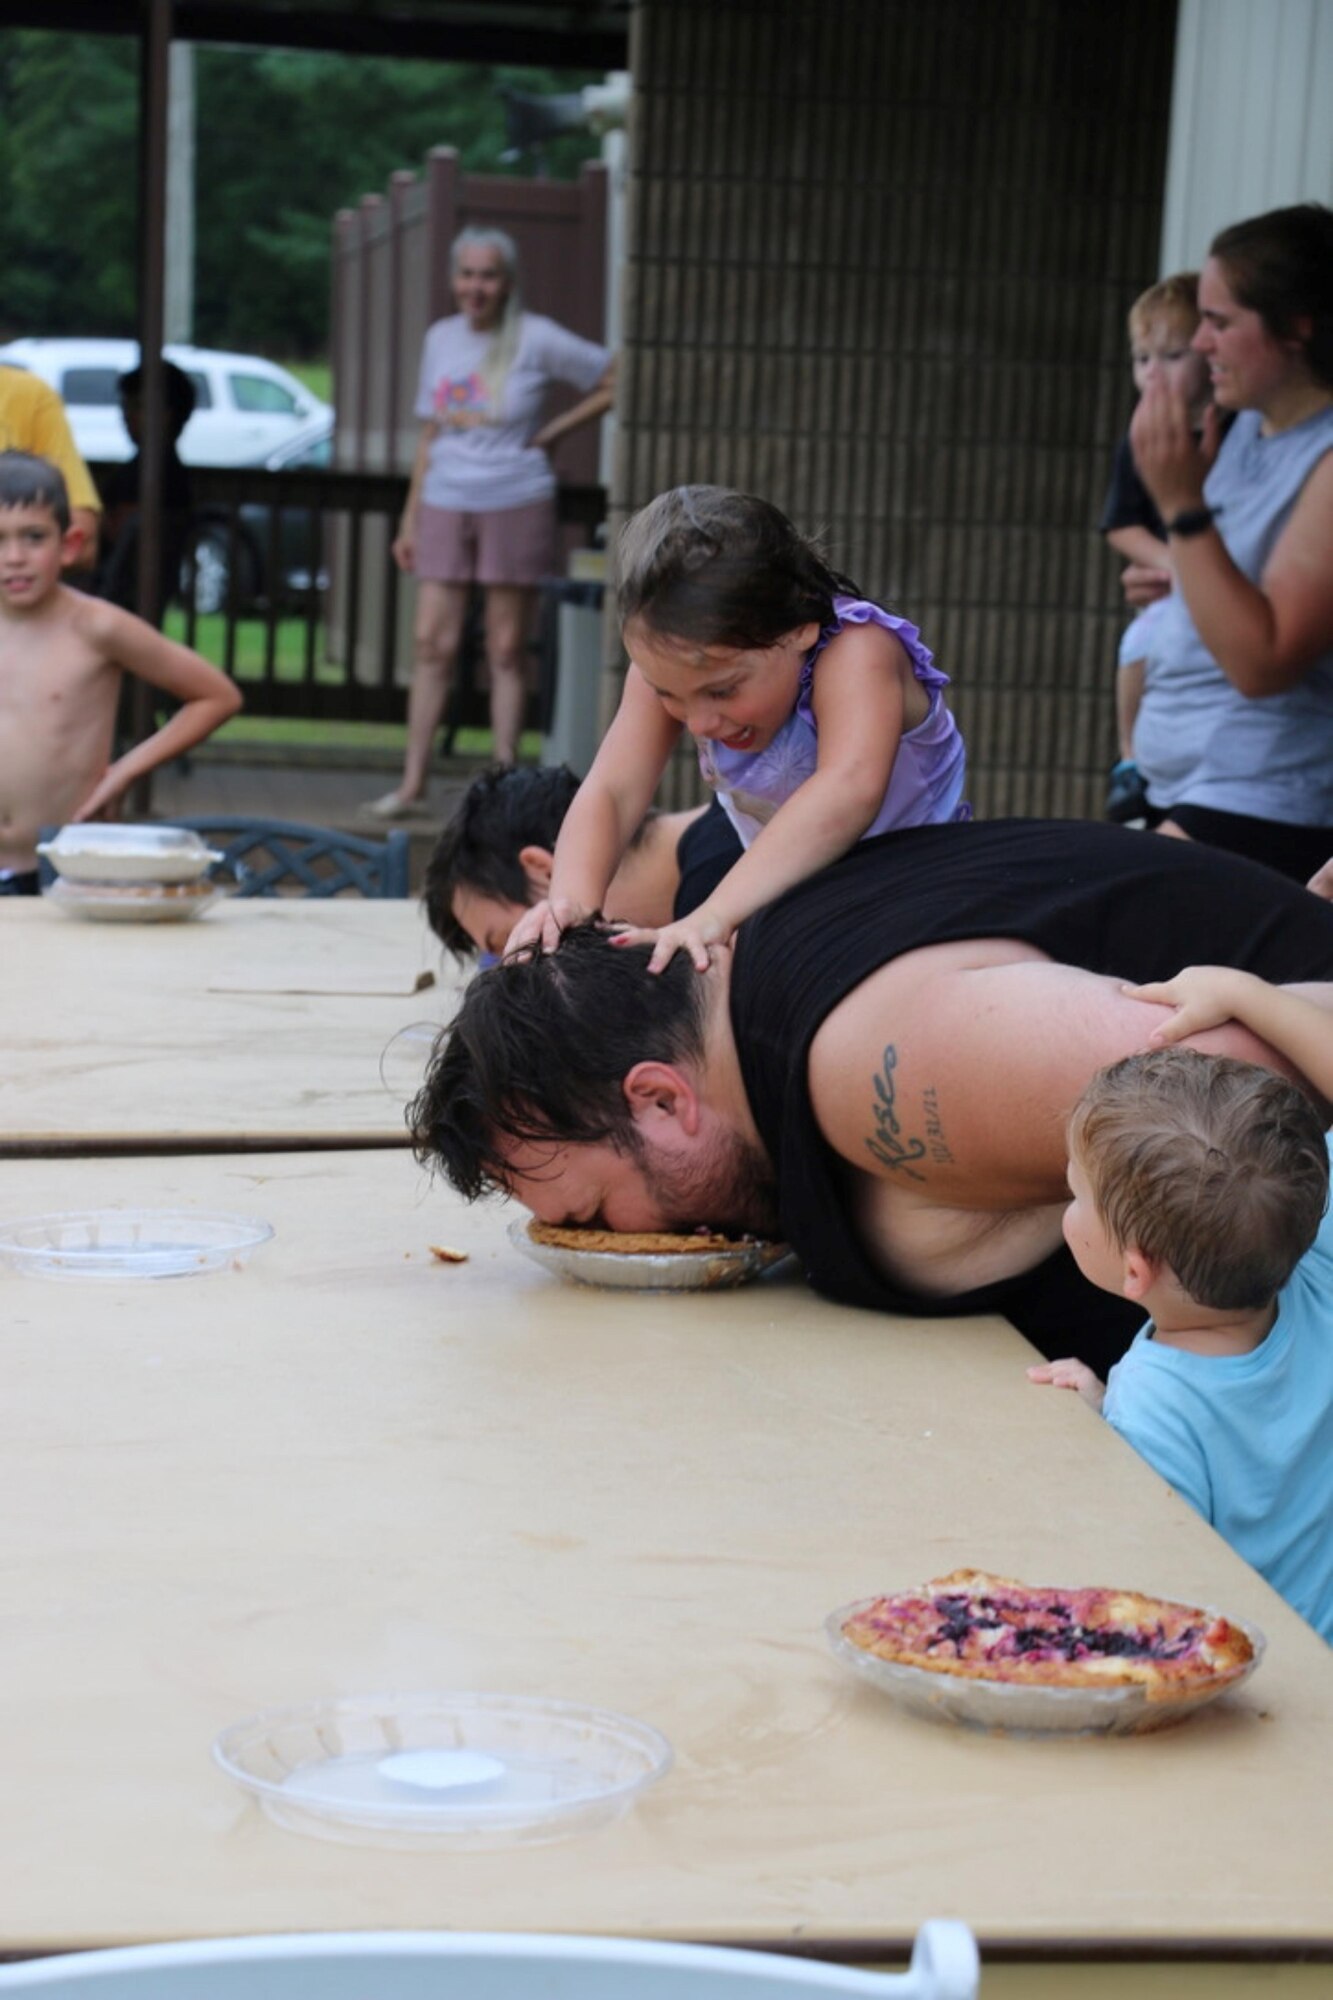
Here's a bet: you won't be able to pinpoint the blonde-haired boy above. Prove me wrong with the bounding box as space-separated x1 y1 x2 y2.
1099 274 1214 822
1031 971 1333 1642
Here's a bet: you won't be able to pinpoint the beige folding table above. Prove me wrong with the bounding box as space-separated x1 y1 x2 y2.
0 1149 1327 1993
0 899 461 1153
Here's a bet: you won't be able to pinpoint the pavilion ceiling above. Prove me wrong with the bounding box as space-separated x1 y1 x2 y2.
2 0 628 65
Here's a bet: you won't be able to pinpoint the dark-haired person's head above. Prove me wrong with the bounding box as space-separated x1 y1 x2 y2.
0 449 70 531
423 764 582 957
117 361 197 444
410 920 706 1199
1208 201 1333 390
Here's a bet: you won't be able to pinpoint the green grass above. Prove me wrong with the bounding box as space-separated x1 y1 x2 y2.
209 715 542 758
163 608 542 758
281 359 333 404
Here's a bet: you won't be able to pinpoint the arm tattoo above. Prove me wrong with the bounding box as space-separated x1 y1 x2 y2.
864 1044 928 1180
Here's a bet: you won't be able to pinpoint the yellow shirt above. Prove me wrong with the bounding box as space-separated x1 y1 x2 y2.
0 367 101 514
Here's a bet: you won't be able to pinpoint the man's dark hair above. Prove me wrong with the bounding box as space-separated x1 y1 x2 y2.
423 764 582 953
410 921 706 1197
117 361 197 438
0 450 70 530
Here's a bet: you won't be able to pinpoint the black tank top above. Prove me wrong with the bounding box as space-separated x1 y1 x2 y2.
673 797 743 919
731 819 1333 1374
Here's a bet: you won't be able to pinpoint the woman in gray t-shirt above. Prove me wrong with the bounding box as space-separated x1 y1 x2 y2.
369 227 614 815
1129 202 1333 882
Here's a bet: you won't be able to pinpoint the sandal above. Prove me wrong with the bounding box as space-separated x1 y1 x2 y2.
362 791 433 822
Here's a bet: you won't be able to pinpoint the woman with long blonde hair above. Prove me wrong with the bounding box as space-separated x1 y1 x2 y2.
371 226 614 813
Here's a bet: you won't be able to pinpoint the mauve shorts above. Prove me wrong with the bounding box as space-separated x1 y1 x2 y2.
415 498 555 588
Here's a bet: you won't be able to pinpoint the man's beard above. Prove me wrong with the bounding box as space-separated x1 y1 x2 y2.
635 1123 781 1241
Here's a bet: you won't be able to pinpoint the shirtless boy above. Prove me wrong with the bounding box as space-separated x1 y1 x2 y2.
0 451 241 893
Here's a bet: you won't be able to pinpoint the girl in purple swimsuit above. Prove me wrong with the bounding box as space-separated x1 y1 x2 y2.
508 485 970 973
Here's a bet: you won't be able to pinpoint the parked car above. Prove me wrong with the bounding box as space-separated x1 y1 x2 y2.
185 414 334 615
0 337 330 467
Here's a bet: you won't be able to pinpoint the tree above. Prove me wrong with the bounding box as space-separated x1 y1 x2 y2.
0 30 602 356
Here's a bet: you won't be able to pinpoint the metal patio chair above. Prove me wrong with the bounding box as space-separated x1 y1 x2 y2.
172 815 410 898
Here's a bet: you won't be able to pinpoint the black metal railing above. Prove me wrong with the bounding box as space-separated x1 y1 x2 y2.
92 460 606 729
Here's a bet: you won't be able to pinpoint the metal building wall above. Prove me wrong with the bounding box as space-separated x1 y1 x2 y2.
1161 0 1333 273
614 0 1176 817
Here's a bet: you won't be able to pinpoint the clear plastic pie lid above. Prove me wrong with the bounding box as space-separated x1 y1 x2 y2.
0 1209 274 1280
37 823 224 883
213 1690 673 1848
826 1598 1266 1737
508 1215 793 1291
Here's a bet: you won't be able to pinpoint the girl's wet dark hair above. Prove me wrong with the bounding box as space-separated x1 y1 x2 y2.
0 450 70 530
616 486 864 649
409 921 706 1198
1210 202 1333 387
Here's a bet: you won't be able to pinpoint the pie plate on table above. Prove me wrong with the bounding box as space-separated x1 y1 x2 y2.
508 1215 794 1291
826 1568 1264 1736
213 1690 672 1849
0 1209 274 1281
43 877 223 922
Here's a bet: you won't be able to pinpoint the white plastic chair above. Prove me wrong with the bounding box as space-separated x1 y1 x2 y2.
0 1925 979 1999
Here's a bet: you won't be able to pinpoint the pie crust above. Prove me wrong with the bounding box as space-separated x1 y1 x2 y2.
525 1220 740 1256
838 1568 1255 1697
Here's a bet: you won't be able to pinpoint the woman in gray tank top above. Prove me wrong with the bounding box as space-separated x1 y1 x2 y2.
1128 203 1333 883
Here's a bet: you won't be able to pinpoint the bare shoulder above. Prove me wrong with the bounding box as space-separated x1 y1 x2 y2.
0 586 115 682
806 940 1182 1209
819 616 910 677
64 586 133 657
806 941 1041 1195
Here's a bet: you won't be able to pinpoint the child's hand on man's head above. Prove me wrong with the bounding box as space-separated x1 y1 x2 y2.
610 904 732 976
504 895 594 960
1026 1358 1105 1411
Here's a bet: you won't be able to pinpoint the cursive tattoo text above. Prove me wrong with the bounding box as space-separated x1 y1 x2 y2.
865 1044 928 1180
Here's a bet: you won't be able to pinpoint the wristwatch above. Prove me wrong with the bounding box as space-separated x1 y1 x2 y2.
1165 505 1219 538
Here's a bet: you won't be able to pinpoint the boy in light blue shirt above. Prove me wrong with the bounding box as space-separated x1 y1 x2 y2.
1029 967 1333 1644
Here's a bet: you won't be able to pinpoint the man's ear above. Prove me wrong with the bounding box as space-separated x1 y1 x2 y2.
623 1061 701 1135
60 522 88 570
518 845 554 896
